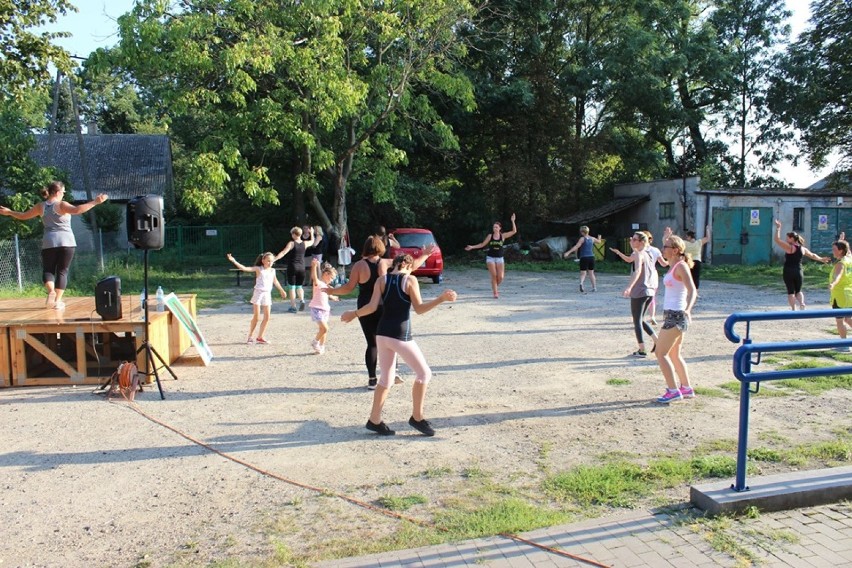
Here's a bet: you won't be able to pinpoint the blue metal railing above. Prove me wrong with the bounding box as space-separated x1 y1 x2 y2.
725 309 852 491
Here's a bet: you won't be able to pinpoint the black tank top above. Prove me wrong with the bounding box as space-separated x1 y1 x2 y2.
784 245 803 269
376 273 412 341
357 258 381 308
486 233 504 258
287 241 307 271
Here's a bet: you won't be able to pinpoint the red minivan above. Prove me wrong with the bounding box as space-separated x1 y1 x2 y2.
389 228 444 283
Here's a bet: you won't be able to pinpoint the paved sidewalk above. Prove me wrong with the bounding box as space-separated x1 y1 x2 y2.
315 502 852 567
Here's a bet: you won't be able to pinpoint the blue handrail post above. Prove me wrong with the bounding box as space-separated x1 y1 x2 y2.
734 368 751 492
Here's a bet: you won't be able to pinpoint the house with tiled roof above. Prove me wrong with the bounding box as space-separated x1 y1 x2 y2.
28 133 174 250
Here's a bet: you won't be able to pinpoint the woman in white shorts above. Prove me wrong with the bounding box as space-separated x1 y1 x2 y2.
465 213 518 299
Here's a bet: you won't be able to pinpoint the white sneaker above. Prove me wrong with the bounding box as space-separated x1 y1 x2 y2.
311 339 320 353
54 301 66 310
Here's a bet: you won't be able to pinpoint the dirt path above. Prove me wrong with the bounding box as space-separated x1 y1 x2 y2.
2 267 850 567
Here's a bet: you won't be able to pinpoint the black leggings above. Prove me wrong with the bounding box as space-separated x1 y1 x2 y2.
357 307 383 378
42 246 75 290
690 260 702 289
630 296 654 344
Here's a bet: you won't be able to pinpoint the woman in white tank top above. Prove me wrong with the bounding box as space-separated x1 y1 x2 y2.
654 235 697 404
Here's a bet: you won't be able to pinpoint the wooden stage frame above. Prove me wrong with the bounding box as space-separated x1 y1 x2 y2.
0 294 196 387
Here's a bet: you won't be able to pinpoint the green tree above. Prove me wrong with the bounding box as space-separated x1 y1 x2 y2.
711 0 792 187
0 0 75 101
770 0 852 174
106 0 475 244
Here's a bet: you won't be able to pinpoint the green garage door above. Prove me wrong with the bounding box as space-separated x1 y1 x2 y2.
810 208 852 254
711 207 773 265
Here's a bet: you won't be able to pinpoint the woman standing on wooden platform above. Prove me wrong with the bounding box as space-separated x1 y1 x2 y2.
0 181 108 310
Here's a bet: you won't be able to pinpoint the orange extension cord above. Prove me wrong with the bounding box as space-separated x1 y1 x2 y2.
117 400 611 568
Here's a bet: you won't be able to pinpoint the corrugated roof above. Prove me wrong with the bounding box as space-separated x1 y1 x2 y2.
551 195 650 225
30 134 173 202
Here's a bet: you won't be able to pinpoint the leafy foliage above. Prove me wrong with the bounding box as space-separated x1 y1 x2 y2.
770 0 852 173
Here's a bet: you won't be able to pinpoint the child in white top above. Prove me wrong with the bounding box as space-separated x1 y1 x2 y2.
226 252 286 345
309 258 339 354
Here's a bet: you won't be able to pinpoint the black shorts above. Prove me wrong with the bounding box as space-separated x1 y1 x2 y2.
579 256 595 271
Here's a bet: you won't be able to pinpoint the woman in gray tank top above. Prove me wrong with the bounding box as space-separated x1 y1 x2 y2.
0 181 108 309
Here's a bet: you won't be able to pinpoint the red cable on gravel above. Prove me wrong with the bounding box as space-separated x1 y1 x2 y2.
116 400 611 568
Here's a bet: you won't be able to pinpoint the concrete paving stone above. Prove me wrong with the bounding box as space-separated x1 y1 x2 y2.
817 518 849 531
806 542 852 564
636 549 679 567
822 507 850 521
623 540 654 556
810 527 847 548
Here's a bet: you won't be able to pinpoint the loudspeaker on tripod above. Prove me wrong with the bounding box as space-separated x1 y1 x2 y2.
95 276 122 321
127 195 164 250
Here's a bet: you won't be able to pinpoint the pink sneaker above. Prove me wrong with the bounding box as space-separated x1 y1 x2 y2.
256 338 270 345
656 388 683 404
679 386 696 399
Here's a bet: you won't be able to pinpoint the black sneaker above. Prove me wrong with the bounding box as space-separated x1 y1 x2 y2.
367 378 377 390
408 416 435 437
366 420 395 435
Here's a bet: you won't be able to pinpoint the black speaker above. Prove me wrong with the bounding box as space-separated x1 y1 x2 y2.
95 276 122 321
127 195 164 250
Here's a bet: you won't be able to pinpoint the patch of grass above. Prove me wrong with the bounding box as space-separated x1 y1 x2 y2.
799 439 852 462
776 375 852 394
693 386 728 397
688 515 761 566
423 466 452 478
543 462 649 507
746 447 785 462
690 455 738 478
378 495 428 511
462 466 490 480
719 381 789 397
434 498 570 538
645 458 694 487
606 377 631 386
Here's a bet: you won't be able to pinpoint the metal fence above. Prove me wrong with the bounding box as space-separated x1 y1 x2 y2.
160 225 264 266
0 225 264 290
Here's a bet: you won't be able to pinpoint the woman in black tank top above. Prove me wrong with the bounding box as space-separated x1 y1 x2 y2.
327 235 438 390
773 219 829 310
464 213 518 299
341 254 457 437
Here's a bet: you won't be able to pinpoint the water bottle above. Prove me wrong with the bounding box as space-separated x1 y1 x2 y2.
156 286 165 312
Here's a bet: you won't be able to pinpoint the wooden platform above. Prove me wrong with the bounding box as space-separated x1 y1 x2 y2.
0 294 196 387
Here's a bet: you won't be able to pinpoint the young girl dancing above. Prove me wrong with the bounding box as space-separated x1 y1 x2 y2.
309 258 339 354
226 252 286 344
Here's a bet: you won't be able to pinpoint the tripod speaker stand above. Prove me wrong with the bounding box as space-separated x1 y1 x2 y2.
127 195 175 399
137 249 178 399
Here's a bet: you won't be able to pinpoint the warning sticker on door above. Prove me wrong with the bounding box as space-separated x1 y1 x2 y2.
818 215 828 230
750 209 760 226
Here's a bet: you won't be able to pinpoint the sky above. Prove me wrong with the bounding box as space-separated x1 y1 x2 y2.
41 0 833 188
